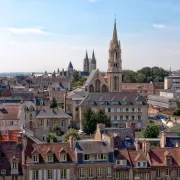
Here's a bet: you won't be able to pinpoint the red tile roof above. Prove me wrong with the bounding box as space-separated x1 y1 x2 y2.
148 147 180 166
25 142 76 163
0 130 22 142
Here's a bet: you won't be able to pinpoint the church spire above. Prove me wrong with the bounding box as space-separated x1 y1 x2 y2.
85 50 88 59
112 18 118 44
92 49 95 60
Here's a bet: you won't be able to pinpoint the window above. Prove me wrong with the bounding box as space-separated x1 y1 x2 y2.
106 167 112 177
111 108 114 112
137 161 147 168
75 107 78 111
95 79 101 92
116 171 129 179
47 170 53 179
138 108 142 112
88 168 93 178
117 108 120 112
177 169 180 177
105 108 108 112
60 153 67 161
132 108 134 112
61 120 64 127
10 121 13 125
166 169 171 176
79 168 85 178
12 161 18 169
166 156 172 165
116 160 120 165
126 116 128 120
47 155 53 162
53 120 57 124
47 120 50 127
126 108 129 112
12 177 18 180
61 169 67 179
95 154 107 160
33 155 39 162
33 170 39 180
156 169 161 178
84 154 90 161
97 167 102 177
138 116 142 120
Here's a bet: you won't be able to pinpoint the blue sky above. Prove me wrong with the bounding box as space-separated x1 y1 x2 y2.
0 0 180 72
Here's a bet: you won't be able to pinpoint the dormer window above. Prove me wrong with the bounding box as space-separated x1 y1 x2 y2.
33 154 39 163
166 156 172 165
47 154 54 162
60 152 67 162
12 161 18 169
137 161 147 168
10 156 19 174
1 169 6 175
116 160 127 166
84 154 90 161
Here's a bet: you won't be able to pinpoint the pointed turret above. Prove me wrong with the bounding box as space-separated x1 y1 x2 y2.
84 50 89 73
112 18 118 45
91 50 96 64
57 68 60 74
85 50 88 59
68 61 73 69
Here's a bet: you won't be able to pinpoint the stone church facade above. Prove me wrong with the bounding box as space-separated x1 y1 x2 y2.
83 19 122 93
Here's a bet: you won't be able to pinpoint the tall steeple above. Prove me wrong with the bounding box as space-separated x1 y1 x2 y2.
92 50 96 62
112 18 118 45
85 50 88 59
84 50 89 73
107 18 122 92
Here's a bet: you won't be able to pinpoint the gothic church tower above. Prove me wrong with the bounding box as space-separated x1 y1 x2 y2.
107 19 122 92
83 50 89 73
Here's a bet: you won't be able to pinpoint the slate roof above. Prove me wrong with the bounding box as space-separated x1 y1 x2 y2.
25 142 76 163
0 141 23 175
104 127 133 140
79 92 147 106
148 147 180 166
75 140 113 154
83 69 98 87
12 92 34 101
35 109 71 119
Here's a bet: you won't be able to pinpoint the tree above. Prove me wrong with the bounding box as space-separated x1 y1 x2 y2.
53 124 63 136
172 101 180 116
73 81 83 87
142 123 160 138
122 70 137 83
62 128 80 142
72 70 80 82
154 76 163 82
82 107 96 135
46 133 58 143
136 73 146 83
50 97 58 108
96 109 111 128
82 108 112 135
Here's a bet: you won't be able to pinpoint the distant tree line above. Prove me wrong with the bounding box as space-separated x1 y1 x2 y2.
71 70 87 87
123 66 169 83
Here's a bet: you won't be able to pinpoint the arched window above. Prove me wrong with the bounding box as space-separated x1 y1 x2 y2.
102 84 108 92
95 79 101 92
114 76 119 90
89 85 94 93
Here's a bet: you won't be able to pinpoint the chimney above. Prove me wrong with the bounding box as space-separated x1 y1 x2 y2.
142 141 150 155
110 136 115 149
50 138 54 143
130 121 135 139
69 136 76 149
64 91 67 112
135 140 140 151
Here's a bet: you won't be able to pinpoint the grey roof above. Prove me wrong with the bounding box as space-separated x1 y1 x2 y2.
160 89 177 93
35 109 71 118
75 140 113 154
104 127 133 139
12 92 34 101
67 91 88 99
83 69 98 87
79 92 147 106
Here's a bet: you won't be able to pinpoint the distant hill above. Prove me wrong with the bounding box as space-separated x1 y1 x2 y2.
0 72 33 77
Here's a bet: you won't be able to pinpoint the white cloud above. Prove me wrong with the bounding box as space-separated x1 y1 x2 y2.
152 23 168 29
6 28 47 35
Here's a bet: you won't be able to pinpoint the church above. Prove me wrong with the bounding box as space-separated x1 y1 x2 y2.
83 19 122 93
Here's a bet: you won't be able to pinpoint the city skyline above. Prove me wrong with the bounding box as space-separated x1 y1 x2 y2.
0 0 180 72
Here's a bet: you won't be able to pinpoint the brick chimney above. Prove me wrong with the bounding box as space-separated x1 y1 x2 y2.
142 141 150 155
64 91 67 112
135 140 140 151
110 136 115 149
130 121 135 139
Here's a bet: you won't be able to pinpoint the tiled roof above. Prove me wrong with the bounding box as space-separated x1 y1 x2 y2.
114 149 131 163
128 150 149 167
75 140 113 154
0 130 22 142
35 109 71 118
0 104 19 120
148 147 180 166
84 69 99 87
0 88 12 97
0 141 23 175
122 83 154 90
25 142 76 163
12 92 34 101
79 92 147 106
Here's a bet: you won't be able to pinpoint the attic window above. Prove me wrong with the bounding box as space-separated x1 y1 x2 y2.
60 152 67 162
166 156 172 165
1 169 6 175
33 154 39 163
46 154 54 162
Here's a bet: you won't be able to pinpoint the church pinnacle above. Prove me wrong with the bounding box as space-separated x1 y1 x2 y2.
112 18 118 45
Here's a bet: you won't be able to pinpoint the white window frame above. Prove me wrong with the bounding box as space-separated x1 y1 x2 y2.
111 108 114 112
156 169 161 178
61 169 67 180
60 153 67 162
97 167 102 177
33 170 39 180
95 154 107 160
47 154 54 162
79 168 85 178
106 167 112 177
88 168 93 178
47 169 53 180
137 161 147 168
11 161 18 169
33 154 39 163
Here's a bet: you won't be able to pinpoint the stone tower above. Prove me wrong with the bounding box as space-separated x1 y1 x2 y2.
90 50 96 73
107 19 122 92
83 50 89 73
